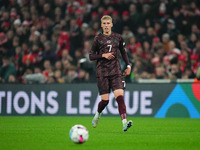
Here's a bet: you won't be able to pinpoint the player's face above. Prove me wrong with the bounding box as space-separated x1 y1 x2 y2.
101 19 113 35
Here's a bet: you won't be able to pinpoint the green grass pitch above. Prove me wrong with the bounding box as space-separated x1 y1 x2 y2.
0 117 200 150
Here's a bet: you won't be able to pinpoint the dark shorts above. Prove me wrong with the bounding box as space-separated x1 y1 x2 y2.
96 74 125 95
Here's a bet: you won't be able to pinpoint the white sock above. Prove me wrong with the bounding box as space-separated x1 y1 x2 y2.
122 119 127 125
95 112 101 119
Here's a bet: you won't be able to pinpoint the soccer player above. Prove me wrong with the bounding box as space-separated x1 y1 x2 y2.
89 15 133 132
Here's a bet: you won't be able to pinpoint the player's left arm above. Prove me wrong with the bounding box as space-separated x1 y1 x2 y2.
119 37 131 77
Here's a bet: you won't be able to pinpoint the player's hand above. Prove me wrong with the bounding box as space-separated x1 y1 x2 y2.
123 67 131 77
102 52 115 60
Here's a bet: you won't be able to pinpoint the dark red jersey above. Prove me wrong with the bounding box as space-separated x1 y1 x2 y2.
89 32 130 77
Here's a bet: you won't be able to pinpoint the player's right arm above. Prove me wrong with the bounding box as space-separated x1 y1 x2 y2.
89 36 115 61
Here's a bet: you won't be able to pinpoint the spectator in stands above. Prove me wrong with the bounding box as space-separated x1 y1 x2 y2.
194 65 200 82
182 50 191 67
82 40 92 61
111 10 122 34
143 41 151 56
153 21 163 40
132 58 146 80
172 7 187 35
170 48 181 64
83 27 94 42
8 74 17 83
54 7 62 23
14 46 23 71
53 25 70 59
75 9 84 27
40 41 56 64
64 66 78 83
162 33 170 53
191 24 200 38
180 40 192 55
190 54 200 74
193 40 200 56
61 50 73 64
127 36 138 54
0 32 9 60
54 70 64 83
20 53 34 79
91 0 101 13
190 1 200 16
89 11 99 28
69 18 83 57
188 33 198 50
136 25 147 44
151 36 162 52
140 4 151 24
146 27 155 44
162 55 171 76
135 45 147 60
43 3 54 19
129 3 140 33
91 21 101 35
72 49 82 67
62 59 72 77
54 60 63 72
155 66 166 79
152 57 162 70
178 55 186 73
169 64 182 79
39 34 47 49
121 11 131 30
42 60 53 82
6 30 14 53
0 56 16 83
182 67 196 79
122 26 134 45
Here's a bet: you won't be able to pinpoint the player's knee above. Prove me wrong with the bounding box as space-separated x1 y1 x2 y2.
114 89 124 98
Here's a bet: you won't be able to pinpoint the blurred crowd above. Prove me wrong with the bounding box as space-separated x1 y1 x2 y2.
0 0 200 84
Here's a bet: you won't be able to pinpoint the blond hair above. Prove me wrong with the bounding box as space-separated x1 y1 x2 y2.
101 15 112 23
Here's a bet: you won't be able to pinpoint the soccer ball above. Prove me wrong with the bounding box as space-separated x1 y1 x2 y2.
69 124 89 144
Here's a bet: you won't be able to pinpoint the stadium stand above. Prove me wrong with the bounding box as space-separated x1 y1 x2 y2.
0 0 200 83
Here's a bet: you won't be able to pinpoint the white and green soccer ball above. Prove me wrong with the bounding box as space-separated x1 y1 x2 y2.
69 124 89 144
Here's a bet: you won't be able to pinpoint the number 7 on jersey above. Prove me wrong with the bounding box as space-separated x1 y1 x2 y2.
107 44 112 52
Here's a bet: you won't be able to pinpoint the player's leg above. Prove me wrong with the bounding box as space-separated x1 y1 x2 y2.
98 94 109 113
92 77 110 128
92 94 109 127
112 75 133 131
113 89 126 120
113 89 133 131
